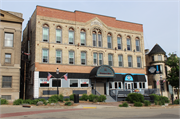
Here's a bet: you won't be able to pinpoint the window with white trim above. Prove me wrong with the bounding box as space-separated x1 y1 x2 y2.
93 53 97 65
127 37 131 51
117 35 122 49
2 76 12 88
98 32 102 47
118 55 123 67
114 82 122 89
139 82 145 88
4 33 13 47
137 56 141 68
80 79 89 87
5 53 11 63
56 50 62 63
52 79 61 87
69 28 74 44
1 95 11 100
81 52 86 65
136 38 140 51
108 54 113 66
158 55 162 61
99 53 103 66
43 24 49 42
80 29 86 45
134 82 137 88
40 78 49 87
69 51 74 64
107 33 112 48
42 49 48 63
56 26 62 43
128 56 132 67
70 79 78 87
93 31 96 46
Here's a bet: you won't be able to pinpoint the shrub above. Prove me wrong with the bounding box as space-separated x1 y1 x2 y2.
59 94 64 102
93 95 99 103
88 94 94 102
70 94 74 101
0 98 8 104
23 99 32 104
174 99 180 104
48 95 59 103
64 101 72 106
81 94 89 101
154 101 158 105
119 104 123 107
122 102 128 107
144 100 151 106
134 102 143 107
13 99 23 105
149 94 159 101
161 100 165 105
98 95 106 102
159 96 169 103
64 98 69 101
158 101 162 105
126 93 144 103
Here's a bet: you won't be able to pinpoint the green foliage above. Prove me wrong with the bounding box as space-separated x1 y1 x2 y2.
154 101 158 105
13 99 23 105
93 95 99 103
81 94 89 101
144 100 151 106
121 102 128 107
159 96 170 103
150 94 159 101
0 98 8 104
23 99 33 104
64 98 69 101
161 100 165 105
64 101 72 106
126 93 144 103
174 99 180 104
70 94 74 101
98 95 106 102
88 94 95 102
59 94 64 102
158 101 162 105
119 104 123 107
48 95 59 103
134 102 143 107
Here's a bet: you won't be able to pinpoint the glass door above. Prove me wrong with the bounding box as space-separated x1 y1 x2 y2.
125 82 133 89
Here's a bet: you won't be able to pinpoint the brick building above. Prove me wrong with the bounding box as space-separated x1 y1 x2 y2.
0 9 23 101
22 6 147 99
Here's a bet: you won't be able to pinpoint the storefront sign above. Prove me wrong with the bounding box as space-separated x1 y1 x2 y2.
97 66 115 77
125 75 133 81
80 79 89 84
40 79 49 83
148 65 162 74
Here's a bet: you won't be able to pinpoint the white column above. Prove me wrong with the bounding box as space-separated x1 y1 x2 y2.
34 71 39 98
106 82 109 95
137 82 139 89
145 75 148 89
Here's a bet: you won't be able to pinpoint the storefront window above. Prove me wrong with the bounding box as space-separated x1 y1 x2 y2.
118 82 121 89
109 82 112 89
134 83 137 88
115 82 117 88
40 78 49 87
139 82 142 88
52 79 61 87
40 84 49 87
80 79 89 87
70 80 78 87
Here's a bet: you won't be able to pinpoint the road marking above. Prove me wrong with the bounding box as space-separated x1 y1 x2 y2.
83 107 96 109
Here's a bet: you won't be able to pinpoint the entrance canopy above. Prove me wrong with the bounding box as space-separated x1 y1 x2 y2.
90 65 115 78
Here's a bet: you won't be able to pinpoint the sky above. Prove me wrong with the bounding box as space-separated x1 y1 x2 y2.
0 0 179 56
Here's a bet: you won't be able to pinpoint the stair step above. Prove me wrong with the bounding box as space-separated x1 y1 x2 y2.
105 95 116 102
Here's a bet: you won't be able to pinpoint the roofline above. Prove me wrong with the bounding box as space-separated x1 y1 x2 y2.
36 5 143 25
0 9 24 20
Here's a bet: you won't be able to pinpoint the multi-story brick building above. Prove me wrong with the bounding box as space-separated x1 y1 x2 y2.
22 6 147 99
0 9 23 101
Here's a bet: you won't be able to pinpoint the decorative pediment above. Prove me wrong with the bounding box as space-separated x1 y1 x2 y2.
91 19 103 27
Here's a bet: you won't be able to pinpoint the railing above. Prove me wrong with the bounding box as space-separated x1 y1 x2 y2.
92 89 101 96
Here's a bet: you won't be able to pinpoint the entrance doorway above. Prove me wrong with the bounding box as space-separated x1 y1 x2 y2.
125 82 133 89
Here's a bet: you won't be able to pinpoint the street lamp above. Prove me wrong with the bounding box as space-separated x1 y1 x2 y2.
160 74 163 96
56 68 59 95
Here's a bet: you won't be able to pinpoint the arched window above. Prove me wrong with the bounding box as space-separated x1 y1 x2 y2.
117 35 122 49
69 27 74 44
92 28 102 47
56 26 62 43
107 33 112 49
43 24 49 42
80 29 86 45
136 37 140 51
92 31 97 46
98 31 102 47
127 36 131 51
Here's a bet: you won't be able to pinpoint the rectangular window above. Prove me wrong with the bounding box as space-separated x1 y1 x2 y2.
80 32 86 45
93 53 97 65
81 52 86 65
2 76 12 88
98 34 102 47
118 55 123 67
137 57 141 68
117 37 121 49
69 31 74 44
4 33 13 47
1 95 11 100
52 79 61 87
127 38 131 50
69 51 74 64
56 29 62 43
42 49 48 63
152 56 154 61
139 82 142 88
93 33 96 46
107 36 112 48
56 50 61 63
136 40 140 51
43 27 49 42
153 81 157 88
99 53 103 65
128 56 132 67
108 54 113 66
118 82 121 89
80 79 89 87
70 80 78 87
143 82 145 88
109 82 112 89
158 55 162 61
115 82 117 88
40 83 49 87
5 54 11 63
134 83 137 88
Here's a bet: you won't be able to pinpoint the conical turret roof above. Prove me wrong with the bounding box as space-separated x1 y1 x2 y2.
148 44 166 55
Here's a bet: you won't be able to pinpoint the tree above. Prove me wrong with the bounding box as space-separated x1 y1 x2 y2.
166 53 179 99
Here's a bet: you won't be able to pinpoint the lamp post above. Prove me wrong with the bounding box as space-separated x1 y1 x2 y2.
160 75 162 96
56 68 59 95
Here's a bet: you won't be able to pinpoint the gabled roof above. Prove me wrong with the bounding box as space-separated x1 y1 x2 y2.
148 44 166 55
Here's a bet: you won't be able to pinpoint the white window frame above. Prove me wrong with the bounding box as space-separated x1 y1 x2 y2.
99 53 103 66
128 55 132 67
137 56 141 68
69 30 74 44
93 53 97 65
127 38 131 51
5 53 11 63
136 40 140 51
42 49 49 63
107 35 112 49
56 29 62 43
69 79 79 87
98 33 102 47
158 55 162 61
117 36 122 49
4 32 14 47
81 51 86 65
39 78 50 87
93 32 97 47
108 54 113 66
69 51 74 64
118 55 123 67
52 78 61 87
43 27 49 42
80 31 86 45
56 50 62 64
80 79 89 87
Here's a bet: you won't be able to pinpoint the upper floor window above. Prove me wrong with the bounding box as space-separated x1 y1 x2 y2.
69 28 74 44
92 31 97 46
93 53 97 65
137 56 141 68
117 35 122 50
2 76 12 88
69 51 74 64
56 50 62 63
42 49 48 63
152 56 154 61
128 55 132 67
98 32 102 47
108 54 113 66
56 26 62 43
118 55 123 67
99 53 103 66
80 29 86 45
107 33 112 48
158 55 162 61
136 38 140 51
127 36 131 51
81 52 86 65
4 33 13 47
43 24 49 42
5 53 11 63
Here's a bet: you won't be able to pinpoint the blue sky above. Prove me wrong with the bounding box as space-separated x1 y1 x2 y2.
0 0 179 56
